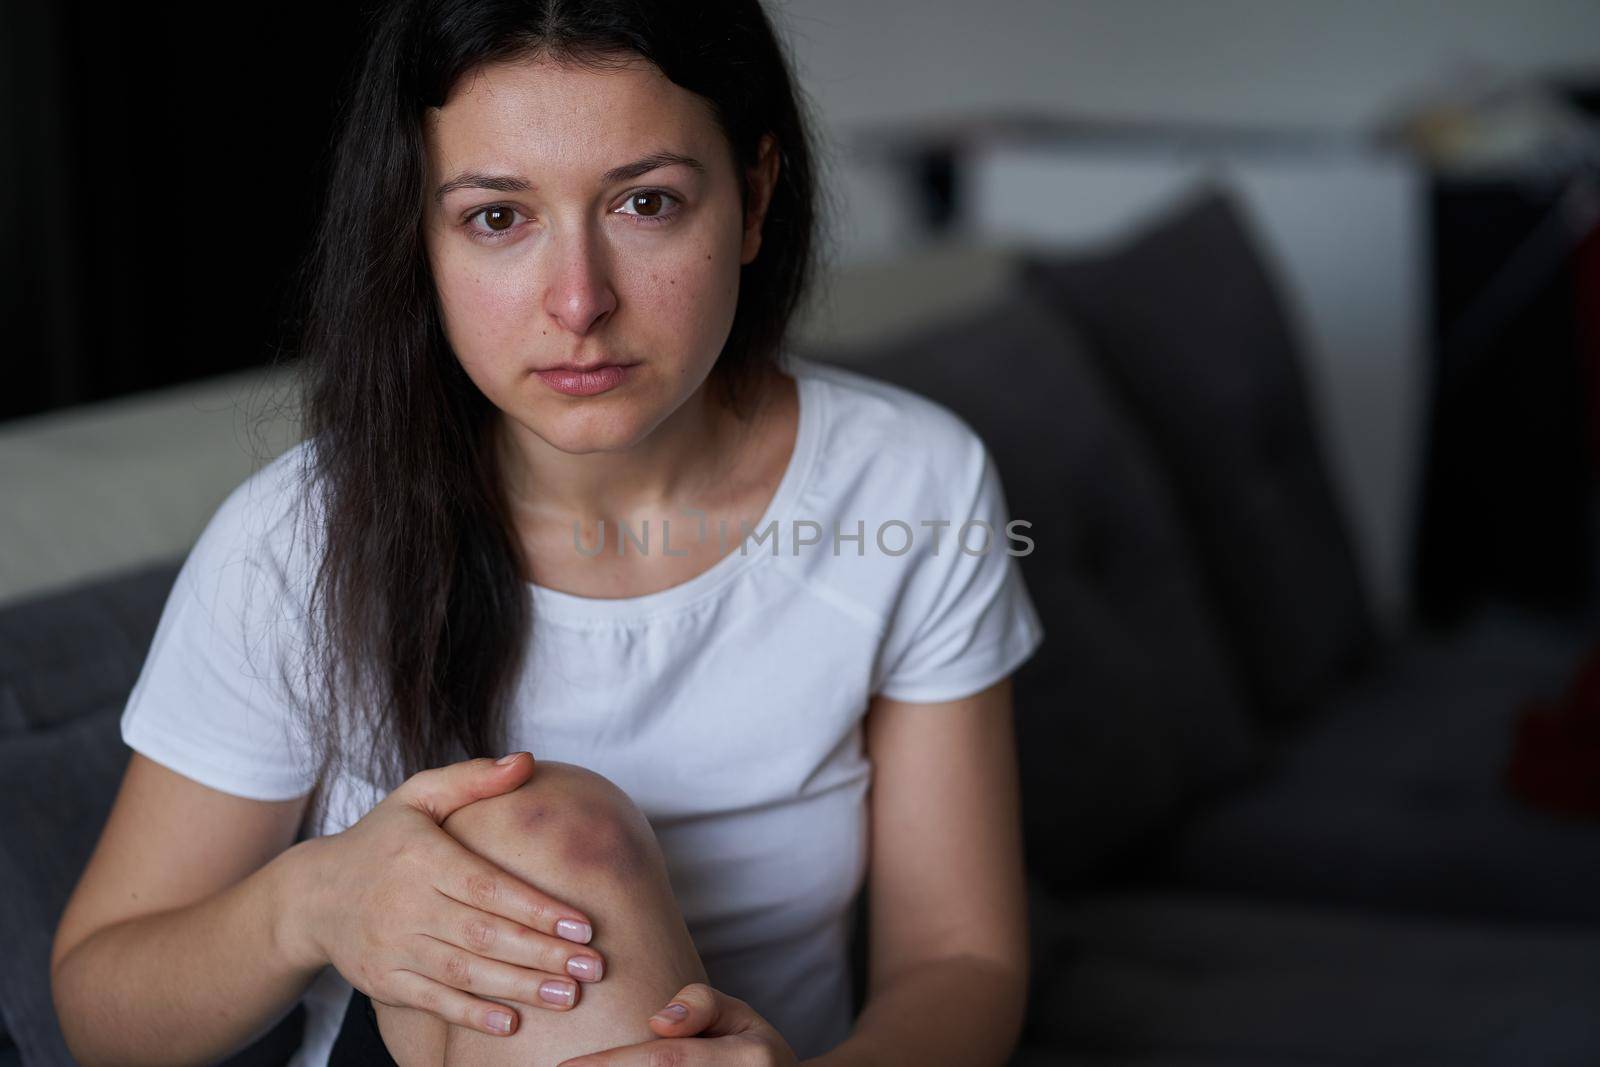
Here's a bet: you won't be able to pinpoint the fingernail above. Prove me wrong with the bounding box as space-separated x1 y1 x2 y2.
495 752 523 766
652 1002 688 1023
555 918 592 943
566 955 602 981
539 979 576 1006
487 1010 514 1033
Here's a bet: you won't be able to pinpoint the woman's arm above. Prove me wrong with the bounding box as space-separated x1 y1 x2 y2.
54 749 599 1066
816 676 1030 1067
50 752 324 1067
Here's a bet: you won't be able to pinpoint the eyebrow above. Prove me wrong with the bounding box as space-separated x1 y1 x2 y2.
433 150 706 203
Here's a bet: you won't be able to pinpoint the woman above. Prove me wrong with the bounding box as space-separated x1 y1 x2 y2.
49 1 1044 1065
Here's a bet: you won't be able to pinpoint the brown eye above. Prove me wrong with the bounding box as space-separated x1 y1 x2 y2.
463 205 527 243
616 190 681 225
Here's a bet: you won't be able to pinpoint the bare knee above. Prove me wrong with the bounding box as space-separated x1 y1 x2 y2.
425 760 704 1066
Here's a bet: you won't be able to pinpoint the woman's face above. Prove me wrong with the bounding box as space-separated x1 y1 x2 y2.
422 54 776 455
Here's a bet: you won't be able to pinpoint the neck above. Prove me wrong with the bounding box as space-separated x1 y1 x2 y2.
494 368 770 527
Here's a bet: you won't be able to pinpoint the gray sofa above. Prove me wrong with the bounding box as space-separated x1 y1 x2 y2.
3 185 1598 1065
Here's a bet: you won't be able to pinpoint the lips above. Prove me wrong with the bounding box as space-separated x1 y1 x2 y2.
533 363 636 397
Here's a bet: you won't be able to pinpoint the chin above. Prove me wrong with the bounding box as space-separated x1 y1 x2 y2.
531 404 657 455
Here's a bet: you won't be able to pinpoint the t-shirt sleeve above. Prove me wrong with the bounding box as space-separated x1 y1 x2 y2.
872 427 1046 704
120 448 319 801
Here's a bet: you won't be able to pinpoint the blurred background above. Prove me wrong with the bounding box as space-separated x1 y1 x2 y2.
3 2 1600 1065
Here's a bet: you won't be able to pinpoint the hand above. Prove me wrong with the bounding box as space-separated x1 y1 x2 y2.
554 981 800 1066
291 753 606 1037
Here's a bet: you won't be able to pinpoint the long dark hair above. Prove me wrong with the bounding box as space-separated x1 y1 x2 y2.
278 0 825 828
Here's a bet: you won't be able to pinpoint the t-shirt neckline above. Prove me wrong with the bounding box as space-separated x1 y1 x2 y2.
526 359 822 624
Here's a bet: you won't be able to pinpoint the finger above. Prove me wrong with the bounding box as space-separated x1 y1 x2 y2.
432 834 595 945
646 981 750 1037
409 933 582 1011
397 753 536 823
429 891 605 982
376 968 522 1037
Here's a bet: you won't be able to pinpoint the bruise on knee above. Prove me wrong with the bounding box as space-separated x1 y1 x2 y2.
554 804 660 886
441 763 667 898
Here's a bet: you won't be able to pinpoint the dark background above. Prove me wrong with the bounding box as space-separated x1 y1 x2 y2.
1 2 369 420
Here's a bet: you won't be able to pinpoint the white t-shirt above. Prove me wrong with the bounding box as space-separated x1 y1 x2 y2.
120 353 1046 1065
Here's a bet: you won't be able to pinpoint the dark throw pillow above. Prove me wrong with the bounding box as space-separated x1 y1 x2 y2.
1020 185 1376 730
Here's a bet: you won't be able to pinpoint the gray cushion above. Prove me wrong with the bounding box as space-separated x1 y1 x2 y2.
0 566 303 1065
801 285 1261 890
1022 880 1600 1065
1020 186 1375 730
0 709 137 1063
1153 607 1600 925
0 560 183 735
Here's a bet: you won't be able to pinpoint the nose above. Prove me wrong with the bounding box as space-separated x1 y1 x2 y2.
543 224 618 336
